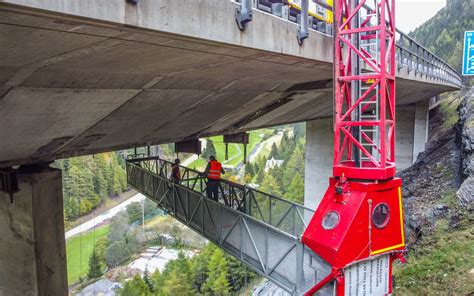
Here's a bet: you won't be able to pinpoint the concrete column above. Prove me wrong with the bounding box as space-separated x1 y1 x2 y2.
304 118 333 211
0 165 68 296
395 102 429 170
412 101 429 162
395 105 415 170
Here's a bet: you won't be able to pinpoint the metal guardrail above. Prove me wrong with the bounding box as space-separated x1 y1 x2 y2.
236 0 463 88
395 29 461 86
126 157 333 295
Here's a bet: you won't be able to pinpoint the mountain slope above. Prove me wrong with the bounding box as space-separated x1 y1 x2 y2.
409 0 474 72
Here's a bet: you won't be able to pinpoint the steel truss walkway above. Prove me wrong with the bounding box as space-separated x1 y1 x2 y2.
127 157 334 295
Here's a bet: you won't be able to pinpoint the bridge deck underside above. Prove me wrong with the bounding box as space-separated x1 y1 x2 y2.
0 2 458 167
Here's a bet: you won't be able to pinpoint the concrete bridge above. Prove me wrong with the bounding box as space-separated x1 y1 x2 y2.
0 0 462 295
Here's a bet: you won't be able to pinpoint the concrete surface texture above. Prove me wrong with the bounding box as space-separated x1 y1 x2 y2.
0 0 459 167
0 166 68 296
304 103 430 209
304 118 333 210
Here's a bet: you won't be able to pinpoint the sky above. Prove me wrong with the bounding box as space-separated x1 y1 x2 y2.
395 0 446 33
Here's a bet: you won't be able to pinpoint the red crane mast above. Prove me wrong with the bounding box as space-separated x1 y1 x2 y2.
302 0 405 295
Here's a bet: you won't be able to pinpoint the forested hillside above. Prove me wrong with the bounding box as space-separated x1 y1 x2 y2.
55 152 127 220
409 0 473 72
244 123 306 204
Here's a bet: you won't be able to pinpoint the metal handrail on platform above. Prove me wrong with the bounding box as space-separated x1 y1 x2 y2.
126 157 333 295
127 156 315 237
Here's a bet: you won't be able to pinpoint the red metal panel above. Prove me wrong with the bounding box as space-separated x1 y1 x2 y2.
302 178 404 295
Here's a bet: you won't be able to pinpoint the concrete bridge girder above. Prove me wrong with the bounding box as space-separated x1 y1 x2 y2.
0 0 458 168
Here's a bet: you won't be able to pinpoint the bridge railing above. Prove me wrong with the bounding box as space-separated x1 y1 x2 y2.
395 30 462 86
126 156 314 237
241 0 462 87
126 157 333 294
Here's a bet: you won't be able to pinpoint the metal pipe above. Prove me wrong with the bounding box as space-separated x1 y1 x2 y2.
297 0 309 45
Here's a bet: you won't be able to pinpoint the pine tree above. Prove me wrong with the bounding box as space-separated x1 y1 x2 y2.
191 244 216 293
256 167 265 184
163 269 195 296
143 268 154 292
287 173 304 204
227 255 256 292
202 140 217 159
205 249 230 296
119 275 152 296
87 249 103 279
269 142 279 159
282 140 305 189
244 163 255 177
259 174 283 197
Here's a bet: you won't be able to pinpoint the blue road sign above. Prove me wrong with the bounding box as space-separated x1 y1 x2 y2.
463 31 474 76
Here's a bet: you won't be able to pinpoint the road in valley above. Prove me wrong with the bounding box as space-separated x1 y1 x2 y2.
65 193 146 239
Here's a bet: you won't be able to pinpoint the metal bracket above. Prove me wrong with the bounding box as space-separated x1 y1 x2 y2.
1 170 19 203
235 0 252 31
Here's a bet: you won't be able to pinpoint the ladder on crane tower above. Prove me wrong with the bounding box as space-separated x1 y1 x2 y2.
126 156 334 295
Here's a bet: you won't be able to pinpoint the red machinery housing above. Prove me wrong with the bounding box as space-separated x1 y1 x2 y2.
302 0 405 295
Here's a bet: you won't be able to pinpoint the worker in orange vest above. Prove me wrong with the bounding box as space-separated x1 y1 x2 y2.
204 155 225 201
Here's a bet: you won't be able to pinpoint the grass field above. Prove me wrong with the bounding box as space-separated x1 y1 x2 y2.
393 217 474 295
66 224 109 285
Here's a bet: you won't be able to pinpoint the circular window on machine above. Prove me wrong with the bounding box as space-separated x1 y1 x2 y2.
372 203 390 229
322 211 340 230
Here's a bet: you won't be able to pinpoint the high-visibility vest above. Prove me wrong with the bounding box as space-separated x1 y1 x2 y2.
207 160 222 180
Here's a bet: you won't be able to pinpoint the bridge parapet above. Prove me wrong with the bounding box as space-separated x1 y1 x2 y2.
248 0 462 87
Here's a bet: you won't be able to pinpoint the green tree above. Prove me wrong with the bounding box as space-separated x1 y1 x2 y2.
162 269 195 296
269 142 280 159
105 241 131 268
87 249 103 279
259 174 283 197
191 244 216 292
227 255 256 292
143 268 154 293
256 166 265 184
202 140 217 159
282 140 305 189
287 173 304 204
244 163 255 177
127 202 143 224
94 236 108 264
204 249 230 295
119 275 152 296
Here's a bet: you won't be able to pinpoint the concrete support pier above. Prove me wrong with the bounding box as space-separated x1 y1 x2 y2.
304 102 429 210
413 101 429 162
0 165 68 296
304 118 333 210
396 102 429 170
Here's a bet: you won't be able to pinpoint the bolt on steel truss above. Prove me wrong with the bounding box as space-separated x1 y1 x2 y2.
333 0 396 180
126 157 333 295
